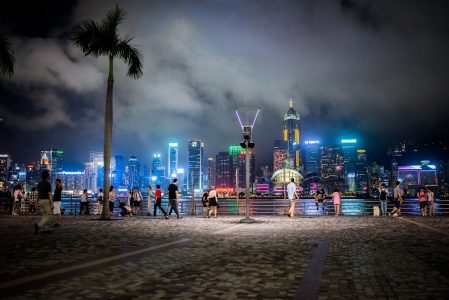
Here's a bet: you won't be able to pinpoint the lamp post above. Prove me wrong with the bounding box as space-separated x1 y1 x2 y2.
236 108 260 223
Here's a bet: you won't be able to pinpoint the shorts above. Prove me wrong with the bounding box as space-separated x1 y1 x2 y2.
419 201 427 209
394 199 401 208
53 201 61 214
134 201 141 207
316 198 325 202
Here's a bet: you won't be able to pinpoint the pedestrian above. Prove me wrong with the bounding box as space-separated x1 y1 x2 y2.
314 188 326 212
201 192 209 218
147 185 153 216
34 170 53 234
378 184 389 216
97 188 103 215
153 184 169 219
208 186 218 218
28 187 38 215
332 188 342 216
287 178 299 218
417 187 428 217
109 186 117 216
133 188 143 215
53 179 62 227
127 189 134 213
426 186 435 216
167 178 182 219
389 181 403 217
12 184 23 216
80 189 89 215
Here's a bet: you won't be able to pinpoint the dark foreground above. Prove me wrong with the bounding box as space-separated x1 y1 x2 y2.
0 215 448 299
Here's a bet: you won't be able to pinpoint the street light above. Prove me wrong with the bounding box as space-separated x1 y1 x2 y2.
236 107 260 223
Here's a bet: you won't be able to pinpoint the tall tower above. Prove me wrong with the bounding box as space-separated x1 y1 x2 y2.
283 98 301 169
188 140 204 191
168 143 179 178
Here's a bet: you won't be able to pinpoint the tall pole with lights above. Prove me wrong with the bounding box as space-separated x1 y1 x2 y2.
236 108 260 223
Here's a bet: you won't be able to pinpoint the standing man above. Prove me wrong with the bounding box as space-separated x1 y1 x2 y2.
53 179 62 227
287 178 299 218
426 186 435 216
167 178 182 219
389 181 403 217
314 188 326 212
34 170 53 234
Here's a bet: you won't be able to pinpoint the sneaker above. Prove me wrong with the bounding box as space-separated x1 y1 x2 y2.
53 223 61 228
34 223 39 234
316 207 319 210
177 216 183 219
165 215 169 219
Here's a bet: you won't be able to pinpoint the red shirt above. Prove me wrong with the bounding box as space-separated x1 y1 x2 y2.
155 190 161 199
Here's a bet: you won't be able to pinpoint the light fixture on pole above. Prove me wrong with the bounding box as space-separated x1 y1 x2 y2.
235 107 260 223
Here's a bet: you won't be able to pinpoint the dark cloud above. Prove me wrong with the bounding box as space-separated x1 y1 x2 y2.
1 0 449 169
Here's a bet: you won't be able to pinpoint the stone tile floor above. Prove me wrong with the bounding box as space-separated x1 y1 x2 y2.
0 214 448 299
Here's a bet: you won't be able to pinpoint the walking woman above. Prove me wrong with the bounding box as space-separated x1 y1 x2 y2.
208 186 218 218
12 184 23 216
417 187 428 217
332 188 342 216
109 186 118 216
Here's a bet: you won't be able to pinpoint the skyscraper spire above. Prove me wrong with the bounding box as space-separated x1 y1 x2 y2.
289 97 293 108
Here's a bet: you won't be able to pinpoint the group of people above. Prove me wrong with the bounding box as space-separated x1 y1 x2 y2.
286 178 343 217
201 186 219 218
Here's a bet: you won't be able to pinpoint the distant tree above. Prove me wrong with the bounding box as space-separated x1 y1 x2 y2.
0 33 15 77
71 5 143 219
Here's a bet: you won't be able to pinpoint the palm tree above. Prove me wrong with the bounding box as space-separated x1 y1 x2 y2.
71 5 143 219
0 33 15 77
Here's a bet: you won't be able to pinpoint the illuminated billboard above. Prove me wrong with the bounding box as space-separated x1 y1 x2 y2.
341 139 357 144
304 140 320 145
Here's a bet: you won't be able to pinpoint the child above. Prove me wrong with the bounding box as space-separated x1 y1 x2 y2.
417 187 427 217
332 188 341 216
201 192 209 218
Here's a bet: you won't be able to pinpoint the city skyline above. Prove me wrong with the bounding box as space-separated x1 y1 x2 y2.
1 1 449 169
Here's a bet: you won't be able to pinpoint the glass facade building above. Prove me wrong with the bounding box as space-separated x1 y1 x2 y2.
215 152 232 188
188 140 204 191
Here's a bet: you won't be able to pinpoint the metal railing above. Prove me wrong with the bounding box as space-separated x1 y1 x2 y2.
1 196 448 216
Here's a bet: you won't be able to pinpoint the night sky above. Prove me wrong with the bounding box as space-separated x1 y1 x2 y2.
1 0 449 169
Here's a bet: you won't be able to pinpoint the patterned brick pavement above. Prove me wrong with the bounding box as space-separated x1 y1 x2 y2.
1 215 448 299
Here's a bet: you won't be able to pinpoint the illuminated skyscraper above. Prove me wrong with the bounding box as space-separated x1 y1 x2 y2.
188 140 204 191
320 145 344 193
238 150 255 190
215 152 232 188
283 99 301 169
114 155 125 187
151 154 164 184
128 155 140 188
40 148 64 179
341 139 358 193
355 149 368 195
273 140 288 172
168 143 179 178
0 154 11 189
207 157 216 188
302 140 321 175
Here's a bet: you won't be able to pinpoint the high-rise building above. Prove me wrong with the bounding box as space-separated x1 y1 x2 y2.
283 99 301 169
25 163 39 191
207 157 216 188
40 148 63 179
438 159 449 197
273 140 288 172
389 142 406 183
355 149 368 195
114 155 125 187
302 140 321 175
56 171 85 193
128 155 140 188
320 145 344 193
341 139 358 193
188 140 204 191
0 154 11 189
229 145 245 170
215 152 233 188
151 154 165 185
168 143 179 178
83 151 104 192
238 150 255 190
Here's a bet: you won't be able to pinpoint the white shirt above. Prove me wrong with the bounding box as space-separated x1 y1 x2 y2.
287 182 297 200
14 190 22 202
208 189 217 199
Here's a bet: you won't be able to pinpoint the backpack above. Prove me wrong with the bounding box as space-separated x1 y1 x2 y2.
380 190 387 200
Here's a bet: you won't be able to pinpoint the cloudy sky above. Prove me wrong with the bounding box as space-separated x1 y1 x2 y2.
1 0 449 169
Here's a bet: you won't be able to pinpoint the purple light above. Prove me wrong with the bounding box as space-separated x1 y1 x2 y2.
251 108 260 128
235 110 244 129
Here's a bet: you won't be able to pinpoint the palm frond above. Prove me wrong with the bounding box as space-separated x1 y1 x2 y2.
116 38 143 79
0 34 15 77
71 20 108 57
102 4 126 36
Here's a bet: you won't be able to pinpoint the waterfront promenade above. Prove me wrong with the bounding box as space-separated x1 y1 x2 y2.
1 215 449 299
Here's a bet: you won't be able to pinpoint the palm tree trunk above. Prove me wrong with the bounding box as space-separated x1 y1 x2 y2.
101 55 114 220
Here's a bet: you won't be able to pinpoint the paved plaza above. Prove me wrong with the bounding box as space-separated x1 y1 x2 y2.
1 214 449 299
